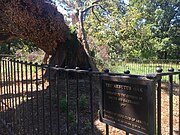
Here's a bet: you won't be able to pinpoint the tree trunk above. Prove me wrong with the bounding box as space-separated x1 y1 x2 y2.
0 0 92 70
49 34 90 69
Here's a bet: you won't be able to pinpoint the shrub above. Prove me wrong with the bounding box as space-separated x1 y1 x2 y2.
60 98 67 112
79 94 88 109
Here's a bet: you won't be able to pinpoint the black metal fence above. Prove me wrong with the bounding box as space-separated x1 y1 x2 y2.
111 58 180 74
155 67 180 135
0 58 180 135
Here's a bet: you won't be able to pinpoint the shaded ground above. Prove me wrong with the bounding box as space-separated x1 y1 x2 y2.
0 71 104 135
0 120 9 135
160 83 179 135
0 71 179 135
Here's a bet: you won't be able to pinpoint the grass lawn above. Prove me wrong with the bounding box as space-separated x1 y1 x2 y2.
110 61 180 83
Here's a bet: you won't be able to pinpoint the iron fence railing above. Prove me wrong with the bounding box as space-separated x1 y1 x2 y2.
0 58 102 135
155 67 180 135
0 58 179 135
111 58 180 74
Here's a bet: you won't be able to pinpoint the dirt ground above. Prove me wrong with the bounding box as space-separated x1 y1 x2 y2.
0 73 179 135
0 121 9 135
94 83 180 135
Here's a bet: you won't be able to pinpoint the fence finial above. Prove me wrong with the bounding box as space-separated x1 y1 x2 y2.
168 67 174 72
156 67 163 73
88 68 92 72
104 68 109 73
75 67 80 70
124 70 130 74
55 65 59 68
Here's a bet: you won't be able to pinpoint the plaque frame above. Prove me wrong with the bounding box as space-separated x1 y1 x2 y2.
99 75 156 135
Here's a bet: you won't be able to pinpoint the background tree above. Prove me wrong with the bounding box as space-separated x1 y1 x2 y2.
0 0 179 71
84 0 180 61
129 0 180 59
52 0 179 70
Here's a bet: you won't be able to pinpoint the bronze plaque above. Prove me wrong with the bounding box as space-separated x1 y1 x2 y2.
100 75 155 135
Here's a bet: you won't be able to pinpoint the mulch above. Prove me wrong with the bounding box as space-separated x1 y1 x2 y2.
0 121 9 135
0 75 179 135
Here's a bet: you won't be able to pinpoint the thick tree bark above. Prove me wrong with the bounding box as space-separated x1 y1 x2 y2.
49 34 90 69
0 0 92 69
0 0 68 54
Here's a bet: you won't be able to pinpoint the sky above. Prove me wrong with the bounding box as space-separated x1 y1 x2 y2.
56 0 129 15
124 0 129 4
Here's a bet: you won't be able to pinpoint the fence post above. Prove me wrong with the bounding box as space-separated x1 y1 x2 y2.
55 65 60 135
103 68 109 135
41 64 45 135
29 62 35 135
124 70 130 135
178 68 180 134
168 67 174 135
0 58 1 117
20 61 25 134
65 66 69 135
88 68 94 135
75 67 80 135
48 64 52 135
156 67 163 135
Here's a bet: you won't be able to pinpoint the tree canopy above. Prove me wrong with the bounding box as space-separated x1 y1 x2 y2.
55 0 180 60
0 0 179 70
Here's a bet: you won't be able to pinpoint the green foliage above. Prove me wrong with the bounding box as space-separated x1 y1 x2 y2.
55 0 180 68
79 94 88 109
7 39 37 54
0 39 45 63
68 111 75 123
60 98 67 112
83 1 157 60
32 66 37 73
68 111 76 128
90 50 108 71
0 44 10 54
84 121 91 131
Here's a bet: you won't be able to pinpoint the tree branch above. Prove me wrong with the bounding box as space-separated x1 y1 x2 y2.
75 0 105 71
92 8 101 22
82 3 108 16
82 4 99 13
92 0 102 5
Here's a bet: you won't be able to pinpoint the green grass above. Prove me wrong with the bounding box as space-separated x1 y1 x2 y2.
110 62 179 74
110 62 180 83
